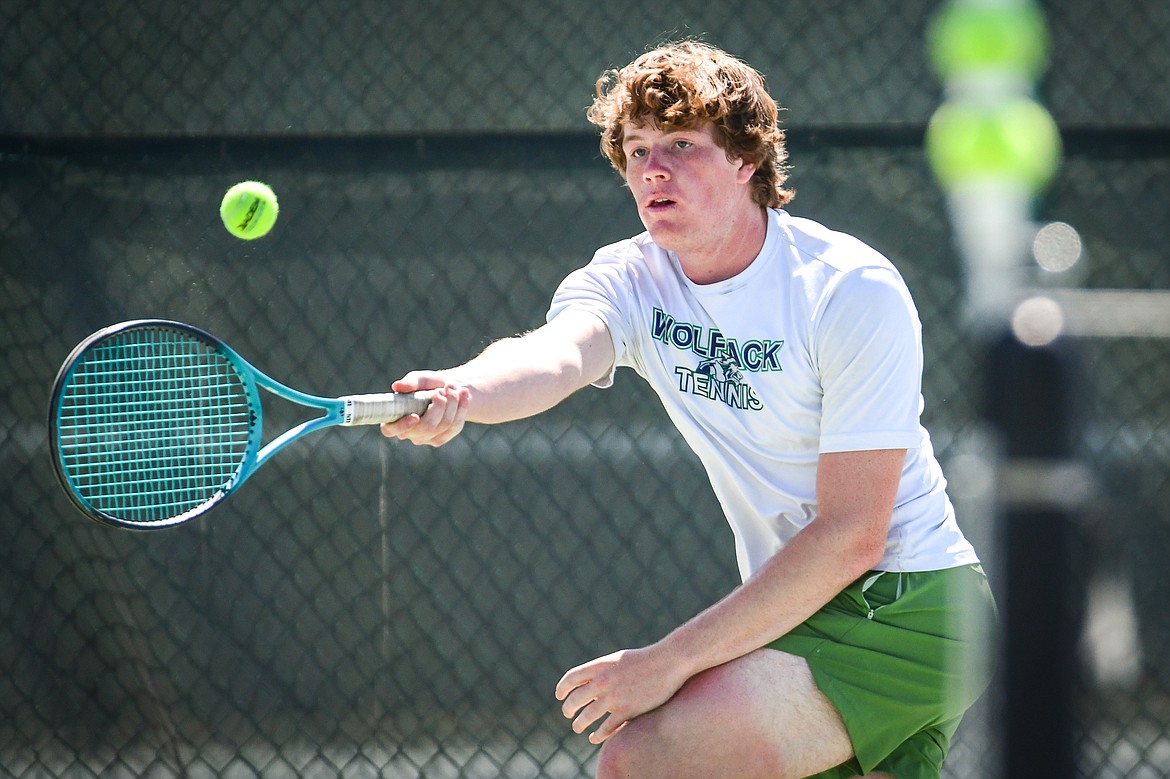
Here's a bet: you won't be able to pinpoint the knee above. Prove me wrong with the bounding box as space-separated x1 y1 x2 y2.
594 723 642 779
596 714 682 779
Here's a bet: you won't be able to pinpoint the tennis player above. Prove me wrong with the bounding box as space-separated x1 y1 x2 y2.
382 40 997 779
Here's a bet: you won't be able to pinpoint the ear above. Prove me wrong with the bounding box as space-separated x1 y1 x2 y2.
736 158 758 185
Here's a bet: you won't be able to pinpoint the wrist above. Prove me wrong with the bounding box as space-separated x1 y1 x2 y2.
652 626 708 683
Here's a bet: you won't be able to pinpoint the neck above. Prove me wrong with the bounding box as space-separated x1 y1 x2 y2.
677 207 769 285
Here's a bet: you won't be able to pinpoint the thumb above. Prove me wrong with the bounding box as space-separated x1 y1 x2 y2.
392 370 447 393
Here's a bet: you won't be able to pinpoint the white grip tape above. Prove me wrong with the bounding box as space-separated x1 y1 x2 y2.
340 391 432 426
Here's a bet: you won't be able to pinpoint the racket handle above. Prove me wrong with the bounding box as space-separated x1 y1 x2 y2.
340 391 433 426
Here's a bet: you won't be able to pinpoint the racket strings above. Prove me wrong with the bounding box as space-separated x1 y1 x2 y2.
56 327 255 524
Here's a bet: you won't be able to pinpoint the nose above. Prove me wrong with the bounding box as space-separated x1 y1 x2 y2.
642 149 670 181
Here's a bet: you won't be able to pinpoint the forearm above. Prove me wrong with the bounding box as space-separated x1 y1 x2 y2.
420 309 614 426
657 515 883 679
438 334 592 424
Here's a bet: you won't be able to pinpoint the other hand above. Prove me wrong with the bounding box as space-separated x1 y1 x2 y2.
555 646 688 744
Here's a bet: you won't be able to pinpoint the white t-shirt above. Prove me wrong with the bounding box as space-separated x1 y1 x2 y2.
547 208 978 581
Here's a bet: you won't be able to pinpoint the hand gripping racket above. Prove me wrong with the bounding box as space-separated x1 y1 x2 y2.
48 319 431 530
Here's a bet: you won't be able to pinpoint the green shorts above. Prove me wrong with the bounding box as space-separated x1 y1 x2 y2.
767 564 997 779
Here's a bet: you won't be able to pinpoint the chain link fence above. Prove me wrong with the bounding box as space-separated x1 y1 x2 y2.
2 1 1168 777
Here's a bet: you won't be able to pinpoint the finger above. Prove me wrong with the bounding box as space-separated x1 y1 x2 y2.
555 666 589 702
438 385 465 426
559 683 593 719
428 407 467 442
379 414 419 439
416 388 451 429
381 386 471 447
455 386 471 418
392 371 445 393
571 699 609 735
380 391 446 444
414 389 465 447
556 650 620 700
589 717 627 745
391 378 419 393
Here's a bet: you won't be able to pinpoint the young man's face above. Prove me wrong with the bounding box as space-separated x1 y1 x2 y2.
621 121 758 262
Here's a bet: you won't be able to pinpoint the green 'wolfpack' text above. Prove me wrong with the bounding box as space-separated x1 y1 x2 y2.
652 309 784 371
652 308 782 411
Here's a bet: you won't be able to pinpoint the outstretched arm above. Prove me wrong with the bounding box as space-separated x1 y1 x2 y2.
380 309 615 446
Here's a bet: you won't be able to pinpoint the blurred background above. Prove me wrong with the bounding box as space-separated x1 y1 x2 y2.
1 1 1167 777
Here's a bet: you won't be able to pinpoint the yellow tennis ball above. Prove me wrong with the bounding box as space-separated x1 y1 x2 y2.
928 0 1049 82
925 98 1061 193
220 181 279 240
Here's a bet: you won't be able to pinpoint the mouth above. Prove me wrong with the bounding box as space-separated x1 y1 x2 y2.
645 197 676 210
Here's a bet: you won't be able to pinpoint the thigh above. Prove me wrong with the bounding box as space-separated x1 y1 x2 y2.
773 566 996 773
596 648 855 779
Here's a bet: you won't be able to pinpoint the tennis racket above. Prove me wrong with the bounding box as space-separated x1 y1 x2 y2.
48 319 431 530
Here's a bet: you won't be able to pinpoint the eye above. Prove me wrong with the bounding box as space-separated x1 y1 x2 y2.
674 139 693 150
628 147 647 159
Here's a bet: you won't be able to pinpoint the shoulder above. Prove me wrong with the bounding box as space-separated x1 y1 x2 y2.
779 212 897 277
590 231 668 271
768 211 912 322
550 231 670 323
562 231 680 296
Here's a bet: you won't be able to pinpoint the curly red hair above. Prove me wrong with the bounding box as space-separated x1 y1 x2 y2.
587 41 794 208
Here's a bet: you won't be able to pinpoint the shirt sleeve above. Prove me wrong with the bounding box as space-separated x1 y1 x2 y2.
546 247 637 389
813 266 925 453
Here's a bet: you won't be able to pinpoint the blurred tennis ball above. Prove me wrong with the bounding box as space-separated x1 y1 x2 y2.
925 97 1061 192
928 0 1048 82
220 181 279 240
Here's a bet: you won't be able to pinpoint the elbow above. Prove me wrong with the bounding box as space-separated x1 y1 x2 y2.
857 536 887 572
844 522 889 576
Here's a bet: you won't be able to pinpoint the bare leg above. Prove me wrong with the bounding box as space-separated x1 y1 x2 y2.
595 648 855 779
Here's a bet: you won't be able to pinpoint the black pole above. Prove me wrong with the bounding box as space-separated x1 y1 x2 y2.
984 329 1083 779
